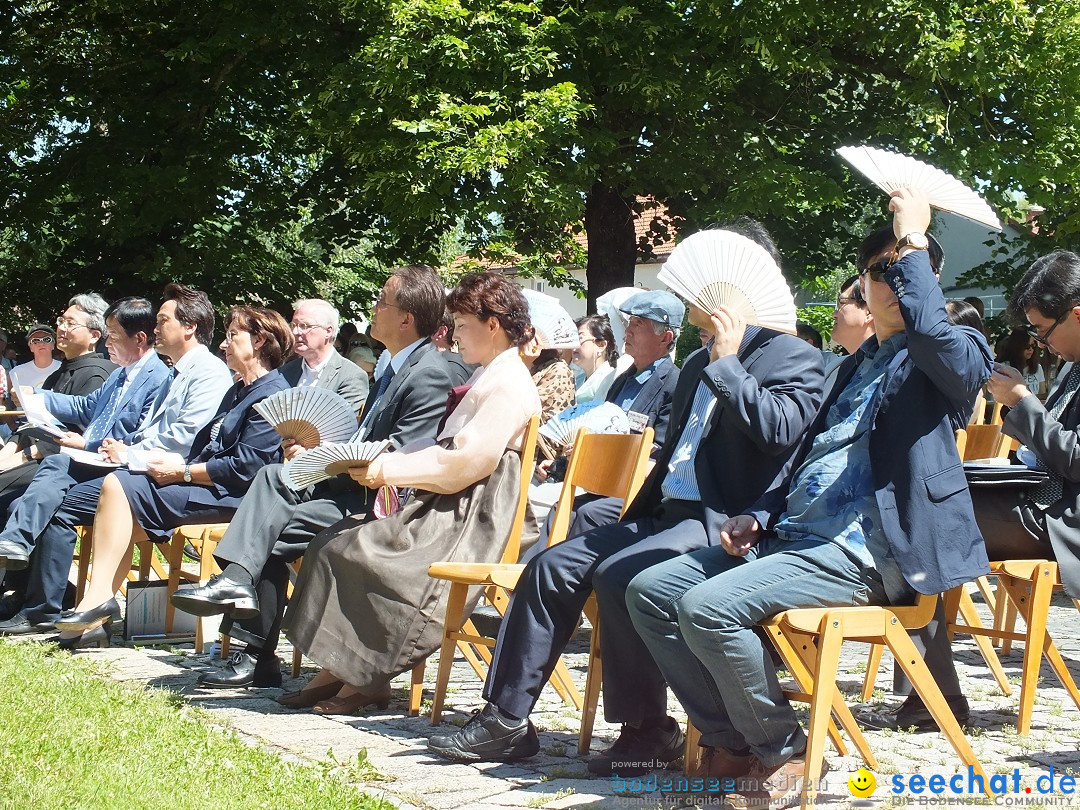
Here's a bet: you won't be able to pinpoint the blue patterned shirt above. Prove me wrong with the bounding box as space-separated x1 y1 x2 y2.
773 334 906 571
612 358 669 412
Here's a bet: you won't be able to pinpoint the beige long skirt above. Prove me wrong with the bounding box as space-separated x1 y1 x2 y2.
284 450 521 692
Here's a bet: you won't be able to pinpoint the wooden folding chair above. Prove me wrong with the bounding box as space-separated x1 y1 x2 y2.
947 560 1080 734
423 423 653 724
763 595 992 805
412 414 540 718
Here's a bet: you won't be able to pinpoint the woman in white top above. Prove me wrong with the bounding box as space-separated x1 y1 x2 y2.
572 314 620 404
280 272 542 714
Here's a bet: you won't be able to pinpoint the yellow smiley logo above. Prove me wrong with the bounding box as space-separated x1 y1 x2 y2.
848 768 877 798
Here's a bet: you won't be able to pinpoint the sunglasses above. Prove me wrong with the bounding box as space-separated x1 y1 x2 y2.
29 336 54 345
859 258 892 283
1026 310 1071 347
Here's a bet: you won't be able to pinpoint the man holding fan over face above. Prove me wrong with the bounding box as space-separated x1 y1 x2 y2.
625 189 992 809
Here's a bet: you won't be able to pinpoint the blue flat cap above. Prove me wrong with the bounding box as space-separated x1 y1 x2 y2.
618 290 685 327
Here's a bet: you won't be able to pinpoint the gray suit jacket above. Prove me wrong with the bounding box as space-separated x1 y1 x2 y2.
1003 362 1080 596
361 340 470 448
281 350 369 415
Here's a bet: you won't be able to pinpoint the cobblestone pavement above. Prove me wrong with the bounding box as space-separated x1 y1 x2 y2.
14 587 1080 809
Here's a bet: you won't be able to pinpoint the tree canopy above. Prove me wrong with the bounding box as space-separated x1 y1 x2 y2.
4 0 1080 324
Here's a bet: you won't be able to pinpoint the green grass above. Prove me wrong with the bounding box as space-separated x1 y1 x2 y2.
0 641 394 810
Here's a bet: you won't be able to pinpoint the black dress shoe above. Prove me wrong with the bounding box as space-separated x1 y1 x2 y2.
858 694 970 732
54 598 121 631
198 651 282 689
427 703 540 762
171 576 259 619
587 717 685 776
56 622 113 651
0 612 56 636
0 592 26 622
0 539 29 571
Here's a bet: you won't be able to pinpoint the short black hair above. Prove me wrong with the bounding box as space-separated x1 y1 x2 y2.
839 275 867 308
162 283 216 346
391 265 446 339
945 300 985 332
857 226 944 274
710 216 782 267
1008 250 1080 324
796 321 823 349
104 297 156 341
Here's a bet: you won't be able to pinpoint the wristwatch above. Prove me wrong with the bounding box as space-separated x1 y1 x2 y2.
896 232 930 252
183 465 192 483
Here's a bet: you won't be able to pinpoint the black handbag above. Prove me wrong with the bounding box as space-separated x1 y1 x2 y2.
963 462 1049 488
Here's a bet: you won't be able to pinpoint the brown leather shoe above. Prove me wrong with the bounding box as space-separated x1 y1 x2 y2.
690 746 754 781
729 755 827 810
313 685 393 714
276 680 344 709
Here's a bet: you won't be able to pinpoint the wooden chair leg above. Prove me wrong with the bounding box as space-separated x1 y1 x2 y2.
291 647 302 678
955 587 1011 695
974 575 997 615
886 622 991 794
683 720 702 777
1015 564 1054 734
409 661 426 716
577 620 602 754
431 582 470 724
860 643 884 702
802 615 845 806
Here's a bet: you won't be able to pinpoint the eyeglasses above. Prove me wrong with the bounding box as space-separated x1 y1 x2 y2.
373 295 403 311
577 337 597 346
290 321 330 334
834 297 859 313
1026 310 1071 347
223 329 248 344
29 336 54 345
56 317 90 330
859 258 892 283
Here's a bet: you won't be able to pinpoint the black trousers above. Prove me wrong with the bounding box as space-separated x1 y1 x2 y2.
214 464 369 654
484 499 710 724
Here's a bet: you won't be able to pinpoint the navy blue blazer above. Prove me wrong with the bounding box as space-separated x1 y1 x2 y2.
748 250 993 598
624 332 825 545
44 352 172 451
606 357 680 456
186 370 290 499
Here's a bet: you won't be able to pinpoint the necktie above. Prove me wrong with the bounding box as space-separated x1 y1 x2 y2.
358 367 396 432
1030 364 1080 508
83 369 127 447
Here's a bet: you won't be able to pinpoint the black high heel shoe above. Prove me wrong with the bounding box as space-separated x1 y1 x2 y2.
56 621 113 651
54 598 121 631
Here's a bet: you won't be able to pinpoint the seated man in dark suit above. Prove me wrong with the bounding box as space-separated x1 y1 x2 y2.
975 250 1080 585
625 189 992 809
170 265 469 688
429 220 824 771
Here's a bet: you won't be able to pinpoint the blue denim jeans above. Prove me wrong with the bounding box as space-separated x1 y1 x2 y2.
626 535 887 768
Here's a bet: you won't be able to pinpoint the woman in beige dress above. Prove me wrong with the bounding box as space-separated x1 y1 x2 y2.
280 272 542 713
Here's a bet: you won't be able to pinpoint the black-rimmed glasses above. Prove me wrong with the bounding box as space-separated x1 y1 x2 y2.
1026 311 1070 347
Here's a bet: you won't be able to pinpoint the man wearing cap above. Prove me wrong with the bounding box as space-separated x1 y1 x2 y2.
430 219 825 772
534 290 683 545
8 325 60 401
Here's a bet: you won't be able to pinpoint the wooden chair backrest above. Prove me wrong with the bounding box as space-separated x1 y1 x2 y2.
496 414 541 566
961 424 1009 460
545 427 655 549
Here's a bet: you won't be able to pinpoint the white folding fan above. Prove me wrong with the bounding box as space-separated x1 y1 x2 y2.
657 230 797 334
538 401 631 447
253 387 358 449
283 439 392 491
521 288 579 349
836 145 1002 230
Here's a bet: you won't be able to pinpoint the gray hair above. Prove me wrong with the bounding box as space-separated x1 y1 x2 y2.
68 293 109 333
291 298 340 339
648 319 679 341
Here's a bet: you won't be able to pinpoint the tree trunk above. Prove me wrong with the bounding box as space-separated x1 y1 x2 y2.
583 181 637 313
